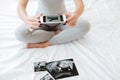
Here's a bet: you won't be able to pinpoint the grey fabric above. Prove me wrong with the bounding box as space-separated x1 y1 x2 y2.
15 24 55 43
15 19 90 45
15 0 90 45
49 19 90 45
36 0 67 15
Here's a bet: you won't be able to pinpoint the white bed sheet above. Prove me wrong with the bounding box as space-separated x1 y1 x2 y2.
0 0 120 80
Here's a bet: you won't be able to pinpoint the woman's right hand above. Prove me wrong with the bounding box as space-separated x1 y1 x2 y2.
24 14 42 31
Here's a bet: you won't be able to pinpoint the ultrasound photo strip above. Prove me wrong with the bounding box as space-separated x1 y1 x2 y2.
46 58 79 79
40 73 55 80
33 59 79 79
34 61 46 72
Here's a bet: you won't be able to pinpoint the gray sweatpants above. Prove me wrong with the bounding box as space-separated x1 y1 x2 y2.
15 19 90 45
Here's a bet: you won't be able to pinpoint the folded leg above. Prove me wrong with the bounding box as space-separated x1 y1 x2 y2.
15 24 55 43
49 19 90 45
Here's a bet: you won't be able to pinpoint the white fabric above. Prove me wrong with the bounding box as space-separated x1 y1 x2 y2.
0 0 120 80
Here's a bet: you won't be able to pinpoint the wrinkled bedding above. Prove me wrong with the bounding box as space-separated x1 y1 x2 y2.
0 0 120 80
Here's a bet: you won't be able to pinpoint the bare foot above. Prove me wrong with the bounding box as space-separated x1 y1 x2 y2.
27 41 50 48
27 30 61 48
55 29 62 35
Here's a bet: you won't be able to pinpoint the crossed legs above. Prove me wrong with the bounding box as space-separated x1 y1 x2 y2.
15 19 90 48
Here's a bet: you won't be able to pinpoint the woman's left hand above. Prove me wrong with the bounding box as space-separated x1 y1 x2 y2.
64 12 79 27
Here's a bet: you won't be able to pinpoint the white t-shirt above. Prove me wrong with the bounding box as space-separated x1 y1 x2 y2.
36 0 67 15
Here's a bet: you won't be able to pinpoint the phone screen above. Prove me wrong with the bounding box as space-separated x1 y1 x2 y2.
44 15 63 22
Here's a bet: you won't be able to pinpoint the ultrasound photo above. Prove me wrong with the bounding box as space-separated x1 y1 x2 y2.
46 59 79 79
40 74 55 80
46 16 61 22
34 61 46 72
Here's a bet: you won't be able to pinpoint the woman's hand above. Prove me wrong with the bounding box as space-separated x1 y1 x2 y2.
24 14 42 31
65 12 79 27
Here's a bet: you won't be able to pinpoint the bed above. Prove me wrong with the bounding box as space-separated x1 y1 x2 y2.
0 0 120 80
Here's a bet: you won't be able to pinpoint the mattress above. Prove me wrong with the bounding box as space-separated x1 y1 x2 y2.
0 0 120 80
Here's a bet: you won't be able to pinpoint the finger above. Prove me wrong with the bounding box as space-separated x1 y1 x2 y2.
29 18 39 22
66 22 72 27
29 27 34 32
66 21 76 27
65 12 71 18
27 21 40 27
33 13 43 20
29 25 34 29
30 25 39 29
32 22 40 27
28 17 39 22
71 23 76 27
66 16 74 22
29 23 40 29
36 13 43 19
70 21 76 27
66 19 74 25
29 25 35 31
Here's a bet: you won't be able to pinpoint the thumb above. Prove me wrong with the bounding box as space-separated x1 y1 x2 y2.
64 12 71 18
36 13 43 19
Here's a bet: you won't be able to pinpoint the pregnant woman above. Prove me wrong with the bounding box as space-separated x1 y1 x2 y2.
16 0 90 48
